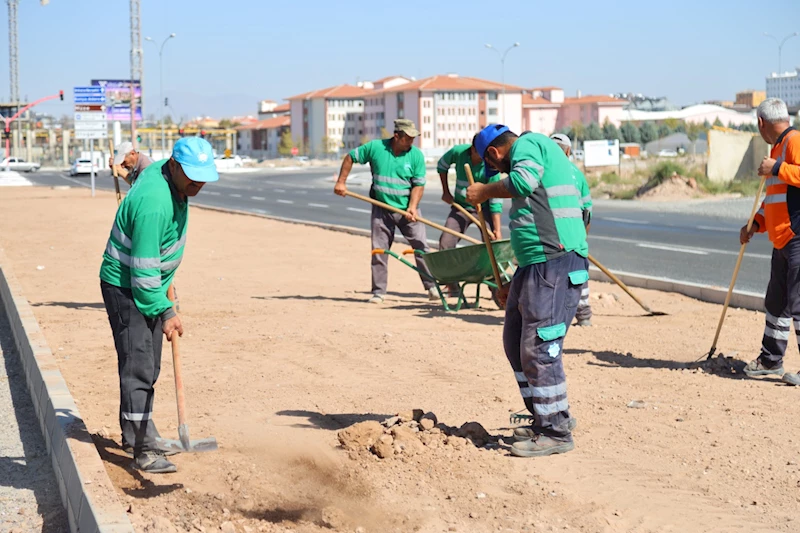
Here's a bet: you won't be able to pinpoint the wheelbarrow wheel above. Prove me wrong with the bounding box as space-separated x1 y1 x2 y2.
490 286 505 310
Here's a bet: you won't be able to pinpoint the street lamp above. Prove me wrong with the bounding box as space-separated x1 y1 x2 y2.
145 33 176 156
764 32 798 100
485 42 520 124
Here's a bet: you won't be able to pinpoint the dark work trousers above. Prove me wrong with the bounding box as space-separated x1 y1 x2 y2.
759 234 800 368
371 204 435 296
503 252 587 440
575 282 592 321
101 280 164 455
439 205 496 293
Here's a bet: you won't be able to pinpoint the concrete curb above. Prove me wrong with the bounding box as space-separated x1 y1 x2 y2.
589 266 763 312
194 203 766 312
0 248 135 533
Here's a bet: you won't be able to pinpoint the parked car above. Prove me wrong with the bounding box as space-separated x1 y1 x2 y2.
293 156 309 163
69 158 98 176
572 150 585 161
1 157 40 172
657 149 678 158
239 155 255 165
213 154 243 170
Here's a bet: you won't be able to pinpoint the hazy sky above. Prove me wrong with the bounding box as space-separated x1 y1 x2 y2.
4 0 798 119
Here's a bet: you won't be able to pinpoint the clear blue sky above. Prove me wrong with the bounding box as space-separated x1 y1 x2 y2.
3 0 798 120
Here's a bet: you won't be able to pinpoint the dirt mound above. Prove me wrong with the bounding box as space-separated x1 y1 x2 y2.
338 412 500 460
636 173 705 201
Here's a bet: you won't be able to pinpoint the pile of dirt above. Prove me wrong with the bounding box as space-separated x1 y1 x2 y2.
338 411 499 460
635 172 705 201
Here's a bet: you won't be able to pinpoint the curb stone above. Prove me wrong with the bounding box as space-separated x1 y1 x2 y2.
0 247 135 533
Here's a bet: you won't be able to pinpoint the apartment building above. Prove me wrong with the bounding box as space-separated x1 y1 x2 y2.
766 68 800 108
287 84 371 155
522 87 627 134
235 115 291 159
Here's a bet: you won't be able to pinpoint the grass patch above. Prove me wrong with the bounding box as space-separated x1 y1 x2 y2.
611 187 639 200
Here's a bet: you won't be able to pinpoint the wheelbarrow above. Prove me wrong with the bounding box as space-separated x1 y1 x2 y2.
372 239 517 312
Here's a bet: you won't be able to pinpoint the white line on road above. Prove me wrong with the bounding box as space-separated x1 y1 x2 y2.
308 203 329 208
251 196 265 200
589 234 771 259
229 193 242 198
697 225 735 232
601 217 649 225
637 243 708 255
205 191 221 196
347 207 371 214
276 199 294 204
275 188 286 193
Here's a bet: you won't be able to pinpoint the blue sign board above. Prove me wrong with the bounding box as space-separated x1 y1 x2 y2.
74 95 106 103
73 86 104 96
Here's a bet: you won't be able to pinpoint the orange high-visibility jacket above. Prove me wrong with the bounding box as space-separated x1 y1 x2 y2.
753 128 800 249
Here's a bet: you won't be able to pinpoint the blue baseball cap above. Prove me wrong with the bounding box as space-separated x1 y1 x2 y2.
172 137 219 183
474 124 510 177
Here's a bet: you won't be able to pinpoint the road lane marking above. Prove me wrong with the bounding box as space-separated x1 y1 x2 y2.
251 196 265 200
589 234 770 259
276 199 294 204
637 243 708 255
275 188 286 193
347 207 371 214
308 203 329 208
698 225 735 232
229 193 242 198
601 217 649 225
205 191 221 196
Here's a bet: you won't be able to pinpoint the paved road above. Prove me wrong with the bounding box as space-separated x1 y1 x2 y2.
0 308 68 532
26 167 772 294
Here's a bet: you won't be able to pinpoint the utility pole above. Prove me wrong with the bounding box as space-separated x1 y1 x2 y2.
764 32 799 101
145 33 176 157
130 0 143 148
485 42 520 124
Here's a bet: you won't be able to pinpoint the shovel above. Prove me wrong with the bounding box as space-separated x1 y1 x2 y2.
108 139 122 205
155 334 218 454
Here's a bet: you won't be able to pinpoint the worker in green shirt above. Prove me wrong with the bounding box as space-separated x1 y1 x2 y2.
437 138 503 294
334 119 436 303
466 125 588 458
99 137 219 473
551 133 593 326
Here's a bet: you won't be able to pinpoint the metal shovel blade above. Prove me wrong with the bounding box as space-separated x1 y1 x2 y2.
155 424 218 453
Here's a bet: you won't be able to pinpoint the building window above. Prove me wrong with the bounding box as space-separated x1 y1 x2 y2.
488 92 498 101
488 108 497 116
398 108 404 118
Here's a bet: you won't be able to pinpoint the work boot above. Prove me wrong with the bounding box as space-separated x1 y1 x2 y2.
743 359 784 378
782 372 800 386
576 318 592 327
513 418 577 441
367 294 384 304
133 451 177 473
427 287 439 301
511 435 574 458
123 445 179 458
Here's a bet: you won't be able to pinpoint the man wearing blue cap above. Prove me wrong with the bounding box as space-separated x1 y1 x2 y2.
99 137 219 473
466 125 588 458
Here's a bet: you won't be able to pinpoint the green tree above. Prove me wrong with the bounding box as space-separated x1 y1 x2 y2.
162 115 174 127
657 123 672 138
620 122 641 143
792 115 799 129
294 137 306 156
319 136 332 155
277 129 294 156
218 118 239 129
601 119 620 140
663 118 680 132
713 117 723 127
585 121 603 141
685 122 700 142
639 121 658 144
569 121 586 143
674 121 686 134
702 119 711 130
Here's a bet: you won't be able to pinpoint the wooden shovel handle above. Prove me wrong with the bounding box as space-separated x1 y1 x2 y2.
464 164 504 290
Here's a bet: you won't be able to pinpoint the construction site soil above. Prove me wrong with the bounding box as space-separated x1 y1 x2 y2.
1 187 799 533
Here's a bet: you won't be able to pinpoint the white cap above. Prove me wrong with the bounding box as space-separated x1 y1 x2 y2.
550 133 572 149
113 141 135 165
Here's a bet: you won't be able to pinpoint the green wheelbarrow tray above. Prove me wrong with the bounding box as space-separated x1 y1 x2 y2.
422 239 516 284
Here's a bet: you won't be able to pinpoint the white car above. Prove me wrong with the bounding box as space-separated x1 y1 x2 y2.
69 158 98 176
1 157 40 172
657 149 678 158
213 155 243 170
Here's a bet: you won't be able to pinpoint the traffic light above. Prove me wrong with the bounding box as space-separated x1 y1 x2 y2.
2 130 11 140
200 130 206 139
59 90 63 101
164 97 169 107
136 134 142 143
179 128 185 137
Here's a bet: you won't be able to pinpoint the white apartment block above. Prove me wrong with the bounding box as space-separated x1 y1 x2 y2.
288 84 370 155
766 68 800 109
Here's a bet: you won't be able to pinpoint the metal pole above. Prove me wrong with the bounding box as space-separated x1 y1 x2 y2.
160 46 164 156
764 32 798 100
90 138 95 197
485 43 519 125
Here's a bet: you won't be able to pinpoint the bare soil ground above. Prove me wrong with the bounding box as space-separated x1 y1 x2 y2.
2 187 800 533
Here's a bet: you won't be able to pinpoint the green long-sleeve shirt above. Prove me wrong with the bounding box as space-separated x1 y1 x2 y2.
437 144 503 214
99 160 188 319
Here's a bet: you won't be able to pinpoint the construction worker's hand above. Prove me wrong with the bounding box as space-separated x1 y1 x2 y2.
493 229 503 241
108 156 114 169
495 283 510 308
163 315 184 341
466 183 487 207
333 181 347 197
740 222 758 245
758 157 777 176
405 206 418 222
441 191 454 205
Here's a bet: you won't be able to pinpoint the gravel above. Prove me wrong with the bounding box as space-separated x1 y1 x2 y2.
0 306 68 532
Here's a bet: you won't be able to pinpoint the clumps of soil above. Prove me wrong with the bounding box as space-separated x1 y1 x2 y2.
636 172 705 201
337 410 499 459
688 353 747 376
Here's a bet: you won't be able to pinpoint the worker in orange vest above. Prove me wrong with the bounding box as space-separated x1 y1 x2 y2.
739 98 800 384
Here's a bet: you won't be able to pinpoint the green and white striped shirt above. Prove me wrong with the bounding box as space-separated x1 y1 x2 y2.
349 139 426 210
99 160 188 319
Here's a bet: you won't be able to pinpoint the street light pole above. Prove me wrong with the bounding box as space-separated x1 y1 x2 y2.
145 33 176 156
485 42 520 124
764 32 798 101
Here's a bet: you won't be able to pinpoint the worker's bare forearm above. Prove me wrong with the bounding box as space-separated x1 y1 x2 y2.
409 186 424 210
438 172 451 195
485 180 514 199
492 213 502 232
336 154 353 183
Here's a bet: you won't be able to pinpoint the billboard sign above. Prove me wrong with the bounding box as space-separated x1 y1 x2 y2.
91 79 143 121
583 139 620 167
